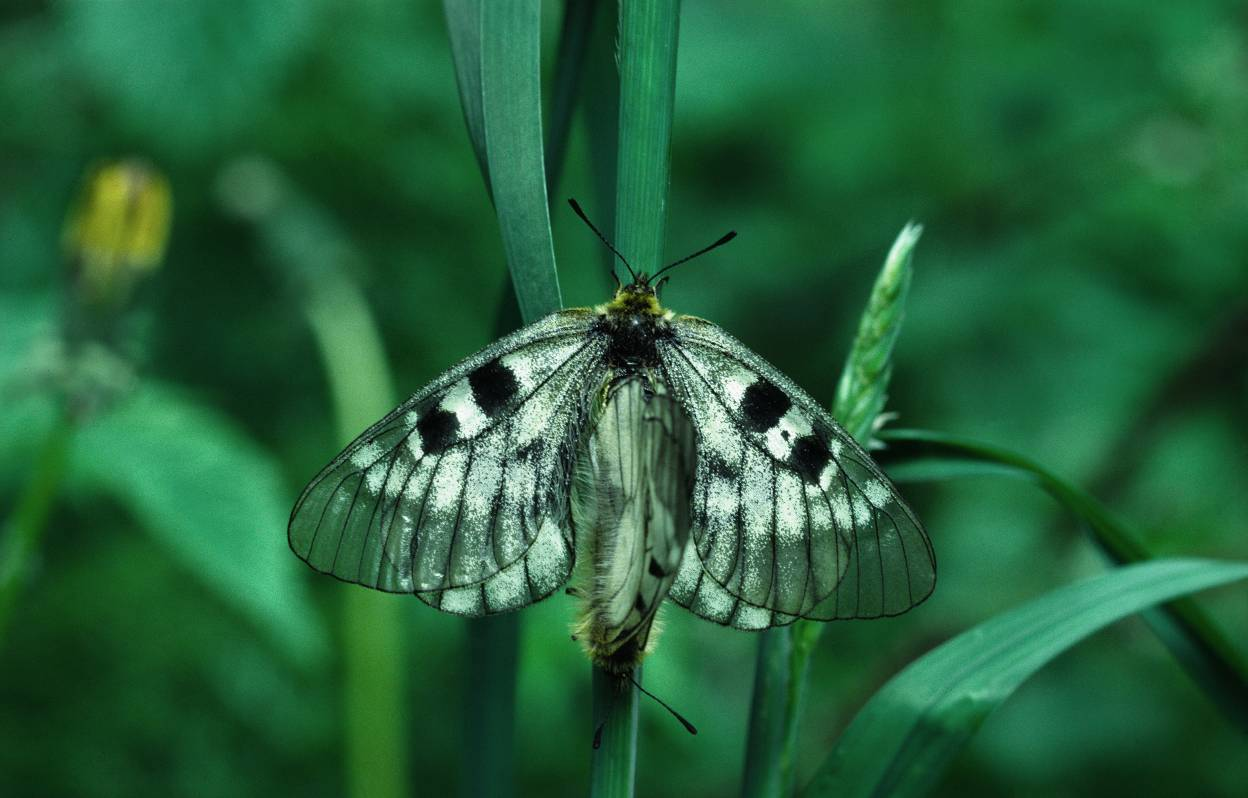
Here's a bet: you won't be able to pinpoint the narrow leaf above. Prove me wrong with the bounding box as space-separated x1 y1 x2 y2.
802 558 1248 798
547 0 601 195
442 0 491 193
880 427 1248 732
589 3 682 796
614 0 681 276
444 6 568 797
582 0 622 289
481 2 562 321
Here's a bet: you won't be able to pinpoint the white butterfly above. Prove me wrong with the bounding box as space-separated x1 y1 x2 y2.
289 208 935 672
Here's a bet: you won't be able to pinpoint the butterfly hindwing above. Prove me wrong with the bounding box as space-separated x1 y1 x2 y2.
572 374 696 665
660 317 936 629
288 310 607 615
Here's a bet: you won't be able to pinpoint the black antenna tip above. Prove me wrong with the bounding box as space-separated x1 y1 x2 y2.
627 672 698 738
566 197 638 282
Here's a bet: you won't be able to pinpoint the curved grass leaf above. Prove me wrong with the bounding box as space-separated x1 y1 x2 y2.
303 266 408 798
879 427 1248 732
73 381 329 668
802 558 1248 798
442 0 490 193
443 5 565 796
480 2 562 321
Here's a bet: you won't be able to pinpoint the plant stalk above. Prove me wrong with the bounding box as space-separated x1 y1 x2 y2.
614 0 681 275
584 1 681 794
590 666 640 798
304 269 408 798
0 417 73 645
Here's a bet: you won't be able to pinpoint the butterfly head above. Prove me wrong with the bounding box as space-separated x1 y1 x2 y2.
567 198 737 313
605 277 665 317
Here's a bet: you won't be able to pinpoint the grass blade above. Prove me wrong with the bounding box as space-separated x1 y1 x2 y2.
614 0 681 276
223 166 409 794
879 427 1248 732
547 0 601 195
481 2 562 321
744 223 922 798
304 268 409 798
585 2 681 795
443 0 490 194
445 4 567 795
581 0 621 288
801 558 1248 798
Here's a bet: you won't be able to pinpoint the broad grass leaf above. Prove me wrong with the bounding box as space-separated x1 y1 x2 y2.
73 382 328 668
803 558 1248 798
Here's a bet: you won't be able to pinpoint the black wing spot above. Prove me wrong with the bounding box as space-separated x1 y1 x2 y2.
469 358 519 417
648 559 667 578
740 379 791 432
416 407 459 454
790 434 830 484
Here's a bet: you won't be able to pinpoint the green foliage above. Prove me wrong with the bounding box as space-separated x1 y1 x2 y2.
73 382 328 667
882 428 1248 732
803 559 1248 798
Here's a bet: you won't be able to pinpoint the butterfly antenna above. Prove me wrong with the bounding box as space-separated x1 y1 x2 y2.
568 198 638 283
628 672 697 736
650 230 737 282
592 721 607 750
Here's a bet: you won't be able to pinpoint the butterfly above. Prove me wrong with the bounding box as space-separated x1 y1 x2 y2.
288 201 935 673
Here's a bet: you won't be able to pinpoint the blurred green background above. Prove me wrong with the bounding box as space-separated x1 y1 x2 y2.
2 1 1246 796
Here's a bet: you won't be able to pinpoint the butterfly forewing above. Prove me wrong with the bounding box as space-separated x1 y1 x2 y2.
661 317 935 628
288 309 606 615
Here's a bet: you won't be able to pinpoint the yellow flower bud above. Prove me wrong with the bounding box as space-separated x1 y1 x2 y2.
63 160 172 306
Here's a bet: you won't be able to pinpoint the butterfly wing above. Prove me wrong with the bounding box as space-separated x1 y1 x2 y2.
659 317 935 629
571 374 696 665
288 310 607 616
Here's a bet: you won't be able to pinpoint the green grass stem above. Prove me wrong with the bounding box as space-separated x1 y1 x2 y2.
614 0 681 277
0 417 73 646
590 666 640 798
303 268 408 798
583 2 682 794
